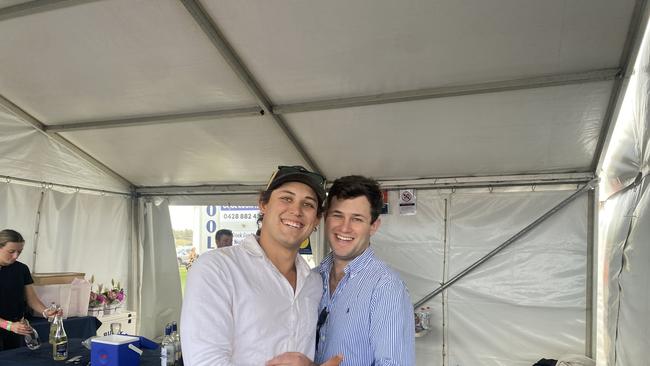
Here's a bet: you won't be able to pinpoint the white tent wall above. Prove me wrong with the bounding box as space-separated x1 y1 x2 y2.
136 197 183 339
599 14 650 366
0 183 45 269
0 181 131 309
372 187 590 365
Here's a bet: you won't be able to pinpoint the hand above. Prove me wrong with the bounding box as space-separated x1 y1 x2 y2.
266 352 313 366
320 354 343 366
266 353 343 366
43 308 59 318
10 321 32 336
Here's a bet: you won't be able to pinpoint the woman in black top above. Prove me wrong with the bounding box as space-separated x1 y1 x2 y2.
0 229 57 351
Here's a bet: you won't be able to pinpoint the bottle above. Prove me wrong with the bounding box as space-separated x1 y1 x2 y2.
172 321 182 365
161 324 175 366
51 311 68 360
48 302 57 344
22 318 41 350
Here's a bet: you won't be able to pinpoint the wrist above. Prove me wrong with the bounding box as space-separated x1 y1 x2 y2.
42 309 48 318
5 320 13 332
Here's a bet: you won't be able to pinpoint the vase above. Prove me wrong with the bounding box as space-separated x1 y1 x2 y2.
88 306 103 317
103 303 115 315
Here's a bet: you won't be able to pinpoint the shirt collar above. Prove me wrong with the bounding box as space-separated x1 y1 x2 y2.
319 246 375 279
242 234 311 283
241 235 265 257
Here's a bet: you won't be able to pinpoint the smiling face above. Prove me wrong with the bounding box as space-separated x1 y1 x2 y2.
0 241 24 266
259 181 321 252
326 196 381 267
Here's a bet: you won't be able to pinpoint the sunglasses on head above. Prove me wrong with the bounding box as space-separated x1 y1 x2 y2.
266 165 326 190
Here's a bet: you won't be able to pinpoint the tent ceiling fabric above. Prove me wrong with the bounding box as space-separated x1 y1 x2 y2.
0 0 641 189
204 0 634 103
285 81 613 179
0 0 256 124
59 115 307 186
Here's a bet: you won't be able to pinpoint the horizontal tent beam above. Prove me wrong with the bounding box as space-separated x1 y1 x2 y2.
413 177 599 309
379 172 594 190
46 107 264 132
0 0 100 21
0 94 133 188
273 68 620 114
1 174 131 196
135 172 593 196
44 68 619 132
135 184 266 196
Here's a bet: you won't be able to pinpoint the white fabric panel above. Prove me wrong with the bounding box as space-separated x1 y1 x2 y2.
447 191 587 365
35 190 131 293
286 82 610 179
598 19 650 366
599 189 638 366
204 0 633 103
610 182 650 366
0 183 43 269
60 116 306 186
136 198 182 339
600 23 650 200
0 110 129 193
0 0 255 124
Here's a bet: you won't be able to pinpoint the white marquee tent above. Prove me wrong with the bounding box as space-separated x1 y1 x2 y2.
0 1 649 365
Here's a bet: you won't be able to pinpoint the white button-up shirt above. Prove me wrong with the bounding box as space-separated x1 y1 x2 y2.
181 235 321 366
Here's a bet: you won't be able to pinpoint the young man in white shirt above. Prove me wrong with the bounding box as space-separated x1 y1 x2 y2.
181 166 342 366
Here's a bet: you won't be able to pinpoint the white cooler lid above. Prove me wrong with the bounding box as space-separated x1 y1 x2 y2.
91 335 139 345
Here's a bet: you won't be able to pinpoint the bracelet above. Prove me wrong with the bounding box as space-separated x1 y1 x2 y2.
42 309 48 318
6 321 12 332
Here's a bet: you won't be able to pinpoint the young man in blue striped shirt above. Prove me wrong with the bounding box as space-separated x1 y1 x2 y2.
267 175 415 366
315 175 415 365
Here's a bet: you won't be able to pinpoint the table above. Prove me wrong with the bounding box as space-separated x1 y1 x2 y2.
29 316 102 344
0 338 161 366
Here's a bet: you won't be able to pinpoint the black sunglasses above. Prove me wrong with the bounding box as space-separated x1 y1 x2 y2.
266 165 326 190
315 307 329 351
279 165 325 185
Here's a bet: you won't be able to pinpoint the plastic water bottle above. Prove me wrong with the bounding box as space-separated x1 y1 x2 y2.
161 324 175 366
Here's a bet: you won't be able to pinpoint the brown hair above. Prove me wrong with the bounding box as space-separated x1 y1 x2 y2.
0 229 25 248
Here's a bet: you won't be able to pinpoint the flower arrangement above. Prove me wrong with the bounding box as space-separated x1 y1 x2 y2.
88 276 126 316
103 279 125 305
88 276 106 308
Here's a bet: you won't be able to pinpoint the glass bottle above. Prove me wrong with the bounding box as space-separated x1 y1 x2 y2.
161 324 175 366
51 311 68 361
47 303 58 344
22 318 41 350
172 321 182 365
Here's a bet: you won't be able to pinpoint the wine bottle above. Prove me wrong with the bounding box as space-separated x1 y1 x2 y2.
51 311 68 360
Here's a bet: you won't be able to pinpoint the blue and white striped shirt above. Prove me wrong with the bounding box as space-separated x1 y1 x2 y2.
314 247 415 366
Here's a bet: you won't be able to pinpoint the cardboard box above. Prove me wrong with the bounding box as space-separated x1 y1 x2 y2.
96 311 138 337
32 272 85 285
